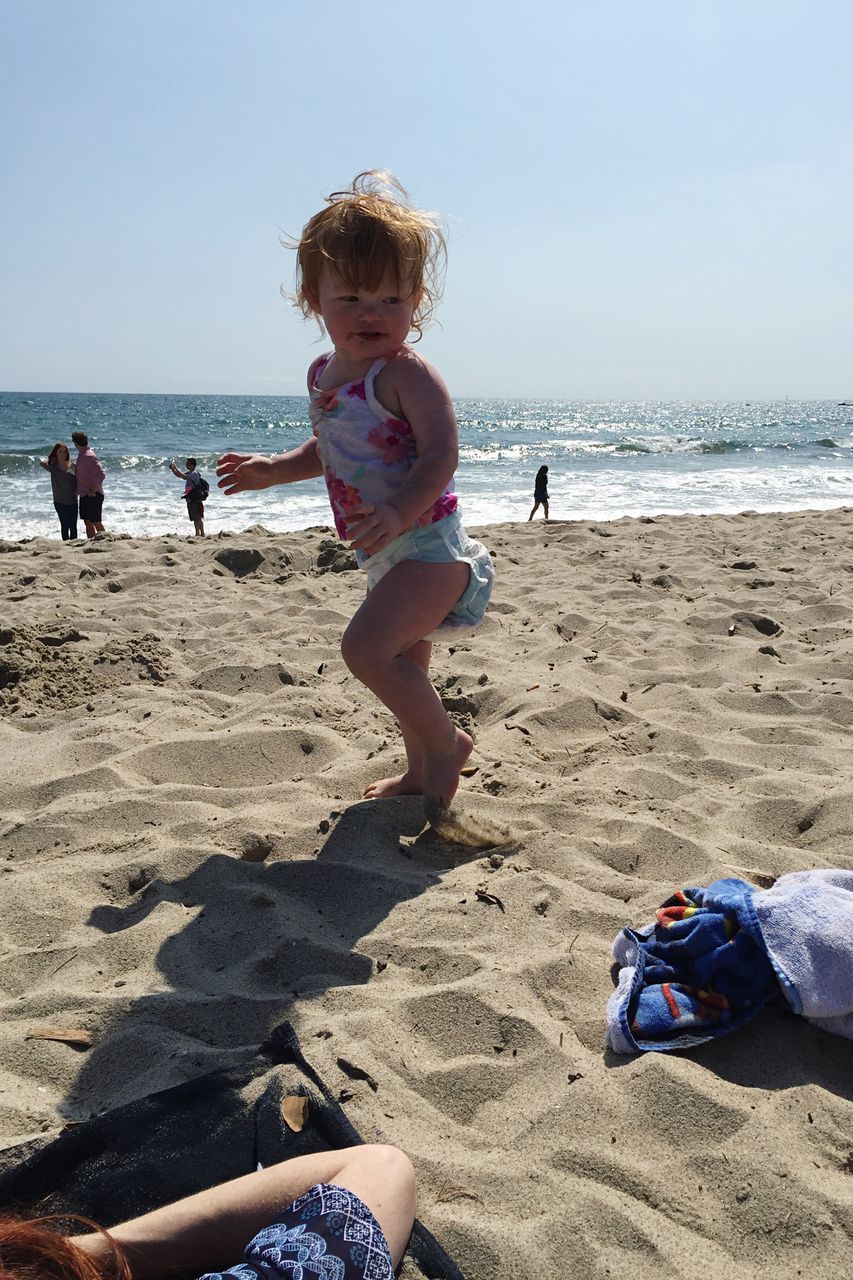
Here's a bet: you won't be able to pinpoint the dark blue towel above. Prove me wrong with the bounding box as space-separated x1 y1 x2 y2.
606 878 778 1053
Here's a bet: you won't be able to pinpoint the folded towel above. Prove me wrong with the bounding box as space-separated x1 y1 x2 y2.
752 868 853 1040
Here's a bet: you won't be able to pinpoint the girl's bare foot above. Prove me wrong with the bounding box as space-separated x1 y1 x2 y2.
422 728 473 806
363 771 423 799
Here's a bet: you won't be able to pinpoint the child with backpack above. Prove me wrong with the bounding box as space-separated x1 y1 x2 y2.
170 458 208 536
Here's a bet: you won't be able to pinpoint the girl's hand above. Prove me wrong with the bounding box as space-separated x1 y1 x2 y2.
216 452 277 494
346 502 406 555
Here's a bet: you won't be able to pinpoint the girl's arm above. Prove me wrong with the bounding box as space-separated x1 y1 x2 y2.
71 1144 415 1278
39 459 50 471
169 462 188 479
346 354 458 555
217 358 326 496
216 437 322 495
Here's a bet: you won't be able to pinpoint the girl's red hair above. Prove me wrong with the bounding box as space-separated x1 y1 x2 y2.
290 170 446 340
0 1214 129 1280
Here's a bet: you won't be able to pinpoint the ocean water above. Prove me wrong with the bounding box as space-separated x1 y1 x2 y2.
1 392 851 541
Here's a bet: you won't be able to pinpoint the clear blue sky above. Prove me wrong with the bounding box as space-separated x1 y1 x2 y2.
1 0 850 398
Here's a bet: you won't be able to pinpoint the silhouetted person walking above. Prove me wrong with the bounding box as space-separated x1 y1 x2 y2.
528 465 549 521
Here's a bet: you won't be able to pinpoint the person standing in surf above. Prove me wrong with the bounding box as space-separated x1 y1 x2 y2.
71 431 106 538
528 465 549 521
40 442 78 540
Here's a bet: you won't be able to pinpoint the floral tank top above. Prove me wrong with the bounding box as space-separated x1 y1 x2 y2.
309 353 458 541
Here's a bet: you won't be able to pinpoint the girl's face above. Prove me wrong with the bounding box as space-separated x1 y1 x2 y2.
55 445 69 465
314 267 419 365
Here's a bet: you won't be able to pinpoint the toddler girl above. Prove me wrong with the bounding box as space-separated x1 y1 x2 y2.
217 172 493 805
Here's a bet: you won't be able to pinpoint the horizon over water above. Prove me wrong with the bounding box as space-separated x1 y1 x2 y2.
1 391 852 541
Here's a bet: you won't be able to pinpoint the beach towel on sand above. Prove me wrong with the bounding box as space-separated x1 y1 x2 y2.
0 1021 465 1280
606 869 853 1054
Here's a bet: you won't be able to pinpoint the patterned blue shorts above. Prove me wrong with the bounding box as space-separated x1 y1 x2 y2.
197 1182 394 1279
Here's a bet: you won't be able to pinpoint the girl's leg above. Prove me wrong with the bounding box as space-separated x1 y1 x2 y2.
528 501 539 521
341 560 473 805
543 499 549 520
364 638 431 798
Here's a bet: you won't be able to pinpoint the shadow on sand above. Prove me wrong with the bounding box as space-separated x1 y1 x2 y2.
605 1002 853 1102
61 796 475 1119
692 1003 853 1100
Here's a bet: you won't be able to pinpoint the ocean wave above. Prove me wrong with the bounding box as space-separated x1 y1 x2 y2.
0 451 227 476
0 452 55 474
458 435 846 463
6 428 846 480
608 436 842 457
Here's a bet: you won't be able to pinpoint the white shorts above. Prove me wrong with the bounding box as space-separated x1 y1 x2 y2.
358 512 494 634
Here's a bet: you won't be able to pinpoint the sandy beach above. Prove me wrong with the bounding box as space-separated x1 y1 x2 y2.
1 509 852 1279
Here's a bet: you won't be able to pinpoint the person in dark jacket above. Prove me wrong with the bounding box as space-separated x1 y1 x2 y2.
40 442 78 540
528 465 549 521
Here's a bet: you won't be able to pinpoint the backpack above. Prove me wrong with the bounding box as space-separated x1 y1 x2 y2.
186 474 210 501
